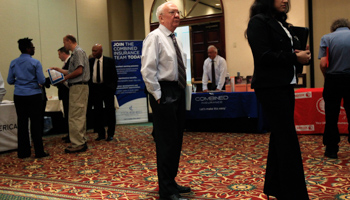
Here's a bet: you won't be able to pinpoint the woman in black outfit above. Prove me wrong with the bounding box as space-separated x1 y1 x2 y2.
246 0 311 199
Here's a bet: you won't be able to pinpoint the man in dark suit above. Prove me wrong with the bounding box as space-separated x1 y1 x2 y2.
57 47 71 142
89 44 118 141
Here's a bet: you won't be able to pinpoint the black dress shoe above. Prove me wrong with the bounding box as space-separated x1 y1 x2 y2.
95 137 105 141
18 155 31 159
176 184 191 193
106 137 113 141
159 194 188 200
325 150 338 159
64 138 71 143
35 152 50 158
62 135 69 140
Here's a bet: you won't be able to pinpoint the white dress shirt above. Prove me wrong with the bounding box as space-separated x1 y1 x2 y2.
141 24 187 100
202 55 227 91
93 56 103 83
278 21 296 84
63 55 71 66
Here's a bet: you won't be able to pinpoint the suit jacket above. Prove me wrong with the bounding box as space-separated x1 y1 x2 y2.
57 57 70 100
247 14 303 89
89 56 118 93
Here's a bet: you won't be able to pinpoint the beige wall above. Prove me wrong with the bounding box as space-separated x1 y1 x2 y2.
132 0 146 40
143 0 308 82
107 0 145 51
312 0 350 88
108 0 133 42
0 0 109 100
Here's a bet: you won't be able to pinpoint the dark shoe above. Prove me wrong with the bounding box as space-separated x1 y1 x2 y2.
324 150 338 159
159 194 188 200
62 135 70 143
176 184 191 193
18 155 31 159
65 143 87 153
106 137 113 141
62 135 69 140
35 152 50 158
95 137 105 141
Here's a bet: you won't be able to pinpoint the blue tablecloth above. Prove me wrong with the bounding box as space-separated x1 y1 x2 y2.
187 92 259 119
186 92 266 133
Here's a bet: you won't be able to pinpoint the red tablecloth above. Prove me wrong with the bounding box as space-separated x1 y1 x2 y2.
294 88 348 134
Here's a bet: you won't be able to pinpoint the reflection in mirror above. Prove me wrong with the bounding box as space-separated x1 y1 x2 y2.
151 0 222 23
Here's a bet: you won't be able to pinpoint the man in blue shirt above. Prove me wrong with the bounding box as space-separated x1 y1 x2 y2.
318 18 350 159
7 37 49 159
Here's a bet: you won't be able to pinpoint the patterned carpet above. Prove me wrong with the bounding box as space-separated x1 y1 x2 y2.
0 125 349 200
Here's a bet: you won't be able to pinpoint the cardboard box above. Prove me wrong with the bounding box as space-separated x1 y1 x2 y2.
246 84 254 92
235 84 247 92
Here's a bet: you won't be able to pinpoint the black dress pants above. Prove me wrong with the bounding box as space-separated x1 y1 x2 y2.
150 82 186 198
14 94 45 158
91 84 116 138
58 85 69 132
61 91 69 132
255 85 309 200
323 74 350 150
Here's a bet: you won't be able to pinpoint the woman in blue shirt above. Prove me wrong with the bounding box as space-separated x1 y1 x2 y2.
7 38 49 159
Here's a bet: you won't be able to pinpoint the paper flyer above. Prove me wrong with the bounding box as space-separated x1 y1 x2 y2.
48 69 64 85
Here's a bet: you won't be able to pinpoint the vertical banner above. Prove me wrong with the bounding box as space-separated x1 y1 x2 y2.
111 41 148 124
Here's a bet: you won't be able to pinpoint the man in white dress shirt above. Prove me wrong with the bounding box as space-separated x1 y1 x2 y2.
140 2 190 200
202 45 227 92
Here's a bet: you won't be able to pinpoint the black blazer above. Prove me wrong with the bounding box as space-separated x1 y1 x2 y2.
89 56 118 93
247 14 303 89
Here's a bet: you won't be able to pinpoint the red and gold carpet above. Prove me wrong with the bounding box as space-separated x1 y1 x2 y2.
0 125 349 199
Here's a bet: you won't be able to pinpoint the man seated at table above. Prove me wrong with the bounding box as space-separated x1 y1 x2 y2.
202 45 227 92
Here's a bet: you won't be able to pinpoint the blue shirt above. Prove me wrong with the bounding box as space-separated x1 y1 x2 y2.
7 54 46 96
318 27 350 75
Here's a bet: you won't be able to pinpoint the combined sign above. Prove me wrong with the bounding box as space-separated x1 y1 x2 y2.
112 41 148 124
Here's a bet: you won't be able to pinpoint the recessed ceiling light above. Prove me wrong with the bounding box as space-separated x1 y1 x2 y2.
215 4 220 6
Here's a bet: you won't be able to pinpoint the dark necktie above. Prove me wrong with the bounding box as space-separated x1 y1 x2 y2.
96 60 100 83
170 33 186 89
211 59 216 90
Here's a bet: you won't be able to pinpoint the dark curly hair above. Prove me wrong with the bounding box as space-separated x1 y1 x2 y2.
18 37 33 53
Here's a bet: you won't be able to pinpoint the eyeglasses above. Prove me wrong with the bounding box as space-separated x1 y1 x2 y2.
168 10 181 16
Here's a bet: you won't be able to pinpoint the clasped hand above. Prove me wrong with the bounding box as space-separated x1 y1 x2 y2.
295 45 311 64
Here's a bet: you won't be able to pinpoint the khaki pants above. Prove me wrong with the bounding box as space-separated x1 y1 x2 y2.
69 84 89 147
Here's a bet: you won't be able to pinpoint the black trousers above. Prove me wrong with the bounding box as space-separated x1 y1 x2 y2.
323 74 350 150
90 84 116 138
58 85 70 132
61 91 69 133
255 85 309 200
150 82 186 197
14 94 45 157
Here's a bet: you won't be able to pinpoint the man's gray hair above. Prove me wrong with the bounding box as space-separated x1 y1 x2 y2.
156 1 174 19
208 45 218 53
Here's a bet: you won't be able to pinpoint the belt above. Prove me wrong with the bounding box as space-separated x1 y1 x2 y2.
159 81 178 86
68 82 88 86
